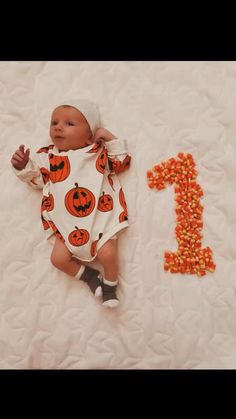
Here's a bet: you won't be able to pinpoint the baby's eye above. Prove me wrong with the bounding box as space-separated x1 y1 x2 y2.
67 121 75 126
51 120 57 126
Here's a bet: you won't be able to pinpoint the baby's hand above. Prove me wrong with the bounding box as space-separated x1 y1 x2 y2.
93 128 117 142
11 144 30 170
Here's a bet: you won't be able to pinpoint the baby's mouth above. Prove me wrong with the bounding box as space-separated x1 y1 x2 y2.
55 135 65 140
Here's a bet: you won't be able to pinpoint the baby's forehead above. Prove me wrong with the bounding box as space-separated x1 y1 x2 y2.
51 105 83 120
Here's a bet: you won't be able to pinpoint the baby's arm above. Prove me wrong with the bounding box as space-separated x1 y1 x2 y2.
11 144 44 189
93 128 131 174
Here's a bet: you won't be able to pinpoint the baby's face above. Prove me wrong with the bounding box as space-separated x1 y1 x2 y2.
50 105 93 151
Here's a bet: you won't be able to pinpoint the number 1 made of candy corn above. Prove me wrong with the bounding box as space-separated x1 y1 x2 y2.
147 152 216 276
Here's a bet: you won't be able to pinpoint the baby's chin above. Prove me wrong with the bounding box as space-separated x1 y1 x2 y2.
52 138 90 151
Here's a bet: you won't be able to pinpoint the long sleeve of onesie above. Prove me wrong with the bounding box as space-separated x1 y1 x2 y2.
12 155 44 189
106 139 131 174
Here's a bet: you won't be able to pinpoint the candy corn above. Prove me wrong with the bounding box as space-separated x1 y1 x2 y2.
147 152 216 276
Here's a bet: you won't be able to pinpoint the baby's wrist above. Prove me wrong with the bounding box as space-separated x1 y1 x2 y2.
104 137 115 142
14 166 24 171
104 133 117 142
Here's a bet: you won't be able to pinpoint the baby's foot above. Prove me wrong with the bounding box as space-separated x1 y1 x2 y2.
101 282 119 308
80 266 102 298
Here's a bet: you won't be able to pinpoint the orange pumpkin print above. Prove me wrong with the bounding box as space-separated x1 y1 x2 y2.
41 214 50 230
98 192 113 212
68 227 90 247
96 148 107 174
40 167 50 184
41 216 64 241
37 145 54 153
41 194 54 212
86 141 101 153
119 188 127 210
91 233 103 257
108 155 131 174
108 174 115 191
48 220 65 242
119 188 128 222
65 183 95 217
49 154 71 183
119 211 128 223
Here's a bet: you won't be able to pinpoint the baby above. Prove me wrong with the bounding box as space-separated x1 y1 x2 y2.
11 99 131 308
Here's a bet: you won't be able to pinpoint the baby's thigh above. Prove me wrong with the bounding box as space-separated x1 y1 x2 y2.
97 239 117 263
51 237 72 265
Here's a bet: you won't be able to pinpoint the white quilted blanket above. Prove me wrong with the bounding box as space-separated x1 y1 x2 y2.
1 61 236 369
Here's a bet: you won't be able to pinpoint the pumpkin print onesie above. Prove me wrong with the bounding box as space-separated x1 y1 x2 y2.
12 139 131 262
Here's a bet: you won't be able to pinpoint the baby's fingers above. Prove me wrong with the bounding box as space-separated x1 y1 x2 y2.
19 144 25 153
25 148 30 159
15 150 25 159
13 153 24 163
11 156 22 168
16 145 30 159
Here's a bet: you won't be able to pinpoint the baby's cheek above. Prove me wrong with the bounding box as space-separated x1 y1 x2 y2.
86 137 93 145
49 128 54 139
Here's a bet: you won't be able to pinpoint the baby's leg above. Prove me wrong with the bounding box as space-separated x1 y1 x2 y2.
96 239 119 307
51 237 82 276
51 237 102 297
97 239 118 281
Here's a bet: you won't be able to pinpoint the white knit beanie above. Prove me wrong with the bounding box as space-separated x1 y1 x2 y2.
62 99 101 135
